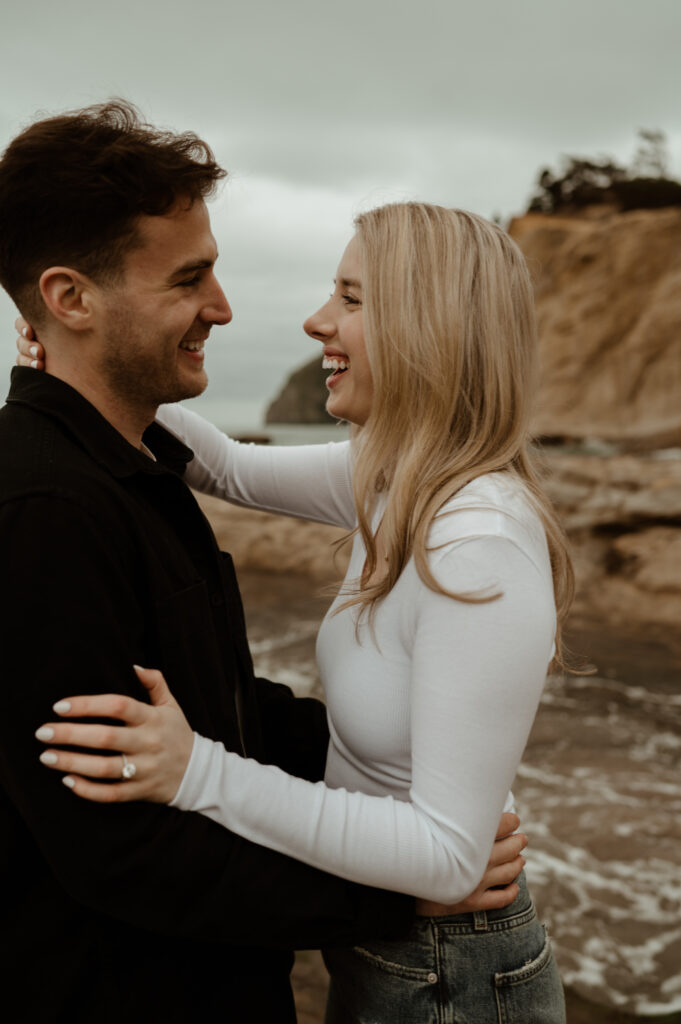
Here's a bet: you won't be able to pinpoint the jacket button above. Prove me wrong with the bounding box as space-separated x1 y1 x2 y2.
427 972 438 984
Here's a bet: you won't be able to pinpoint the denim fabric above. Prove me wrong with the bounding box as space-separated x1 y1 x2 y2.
323 873 565 1024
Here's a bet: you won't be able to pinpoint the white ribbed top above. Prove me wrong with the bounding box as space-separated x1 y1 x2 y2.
159 403 555 902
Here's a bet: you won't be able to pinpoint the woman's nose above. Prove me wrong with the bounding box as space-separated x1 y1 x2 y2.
303 303 334 341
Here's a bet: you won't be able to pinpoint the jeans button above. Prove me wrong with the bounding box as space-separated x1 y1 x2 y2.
427 972 438 984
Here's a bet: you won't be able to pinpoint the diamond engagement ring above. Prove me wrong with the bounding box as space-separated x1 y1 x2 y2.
121 753 137 780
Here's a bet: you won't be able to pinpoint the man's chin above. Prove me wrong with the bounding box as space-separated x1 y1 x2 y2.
168 373 208 404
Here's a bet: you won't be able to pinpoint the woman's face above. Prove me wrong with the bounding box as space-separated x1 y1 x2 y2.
303 235 374 427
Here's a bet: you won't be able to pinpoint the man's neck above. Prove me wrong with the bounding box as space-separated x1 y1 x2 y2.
44 361 156 450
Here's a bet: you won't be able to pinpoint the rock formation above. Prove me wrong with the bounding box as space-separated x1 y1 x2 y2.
539 450 681 643
265 358 328 424
509 208 681 448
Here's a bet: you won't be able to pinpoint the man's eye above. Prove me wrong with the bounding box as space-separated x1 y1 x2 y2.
178 276 200 288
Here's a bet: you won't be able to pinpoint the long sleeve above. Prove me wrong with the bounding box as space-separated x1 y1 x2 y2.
172 531 556 903
158 403 356 528
0 494 411 949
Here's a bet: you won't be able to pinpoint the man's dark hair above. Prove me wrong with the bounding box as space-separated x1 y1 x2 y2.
0 99 227 321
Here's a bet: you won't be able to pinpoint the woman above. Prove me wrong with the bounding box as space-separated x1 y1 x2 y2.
26 203 569 1022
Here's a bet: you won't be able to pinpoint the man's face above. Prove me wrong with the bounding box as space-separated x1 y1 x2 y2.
96 199 231 411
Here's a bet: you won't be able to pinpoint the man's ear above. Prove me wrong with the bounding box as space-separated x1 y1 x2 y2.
39 267 99 331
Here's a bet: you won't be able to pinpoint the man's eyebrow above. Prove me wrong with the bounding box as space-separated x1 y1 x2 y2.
168 257 216 280
334 277 362 289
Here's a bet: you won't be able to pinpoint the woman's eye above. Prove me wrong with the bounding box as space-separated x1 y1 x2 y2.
342 294 360 307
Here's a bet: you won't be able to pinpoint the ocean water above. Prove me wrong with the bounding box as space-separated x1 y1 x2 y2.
236 569 681 1020
516 672 681 1017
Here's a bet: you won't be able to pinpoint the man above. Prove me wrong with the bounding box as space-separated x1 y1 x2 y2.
2 101 522 1023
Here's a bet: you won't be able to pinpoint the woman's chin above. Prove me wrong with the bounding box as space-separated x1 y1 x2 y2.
325 395 346 423
325 397 367 428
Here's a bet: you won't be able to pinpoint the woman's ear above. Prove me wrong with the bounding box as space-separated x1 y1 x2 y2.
38 267 98 331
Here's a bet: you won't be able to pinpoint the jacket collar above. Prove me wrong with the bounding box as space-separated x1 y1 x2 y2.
6 367 194 478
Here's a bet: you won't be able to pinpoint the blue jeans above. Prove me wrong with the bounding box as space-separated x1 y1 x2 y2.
323 873 565 1024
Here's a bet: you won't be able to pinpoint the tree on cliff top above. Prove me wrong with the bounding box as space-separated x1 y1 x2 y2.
528 130 681 214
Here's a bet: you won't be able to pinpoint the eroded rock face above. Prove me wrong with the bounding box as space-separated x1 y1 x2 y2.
509 209 681 448
569 524 681 635
539 450 681 530
537 450 681 637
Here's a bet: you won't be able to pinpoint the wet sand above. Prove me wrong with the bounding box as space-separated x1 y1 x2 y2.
236 569 681 1023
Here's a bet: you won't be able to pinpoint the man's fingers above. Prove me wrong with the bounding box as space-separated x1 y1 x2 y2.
483 855 526 889
470 882 520 912
495 811 520 839
488 832 527 867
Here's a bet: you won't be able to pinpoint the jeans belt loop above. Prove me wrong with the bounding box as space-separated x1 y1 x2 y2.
473 911 488 932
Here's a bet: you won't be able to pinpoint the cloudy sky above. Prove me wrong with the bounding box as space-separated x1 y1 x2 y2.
1 0 680 429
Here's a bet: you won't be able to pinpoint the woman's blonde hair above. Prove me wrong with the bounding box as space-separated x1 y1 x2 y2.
341 202 574 667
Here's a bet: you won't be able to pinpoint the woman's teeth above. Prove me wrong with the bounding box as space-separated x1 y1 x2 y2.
322 357 349 371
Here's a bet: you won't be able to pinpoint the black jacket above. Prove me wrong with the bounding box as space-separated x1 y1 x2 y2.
0 368 411 1023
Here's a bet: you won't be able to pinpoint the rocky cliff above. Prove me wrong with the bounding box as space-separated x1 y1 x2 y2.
509 208 681 448
266 207 681 449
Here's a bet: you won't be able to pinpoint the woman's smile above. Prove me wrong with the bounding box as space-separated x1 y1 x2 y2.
304 235 374 426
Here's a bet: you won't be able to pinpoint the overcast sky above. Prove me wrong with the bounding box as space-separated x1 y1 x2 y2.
2 0 680 428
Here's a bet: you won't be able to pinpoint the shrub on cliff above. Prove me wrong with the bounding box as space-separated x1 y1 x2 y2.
528 130 681 213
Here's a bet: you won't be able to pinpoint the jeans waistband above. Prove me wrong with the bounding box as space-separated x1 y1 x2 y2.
414 870 535 937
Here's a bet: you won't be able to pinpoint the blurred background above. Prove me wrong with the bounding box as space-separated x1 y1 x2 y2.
2 3 680 1020
2 0 680 432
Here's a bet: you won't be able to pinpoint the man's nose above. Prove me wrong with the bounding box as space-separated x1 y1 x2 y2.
203 277 232 325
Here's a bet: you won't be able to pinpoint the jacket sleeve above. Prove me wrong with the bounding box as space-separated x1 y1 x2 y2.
0 494 411 948
253 677 330 783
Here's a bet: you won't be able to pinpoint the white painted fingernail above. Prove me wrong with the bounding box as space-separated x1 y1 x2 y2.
62 776 75 789
22 327 28 338
30 345 38 357
40 752 58 765
31 360 39 369
35 726 54 741
53 700 71 714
